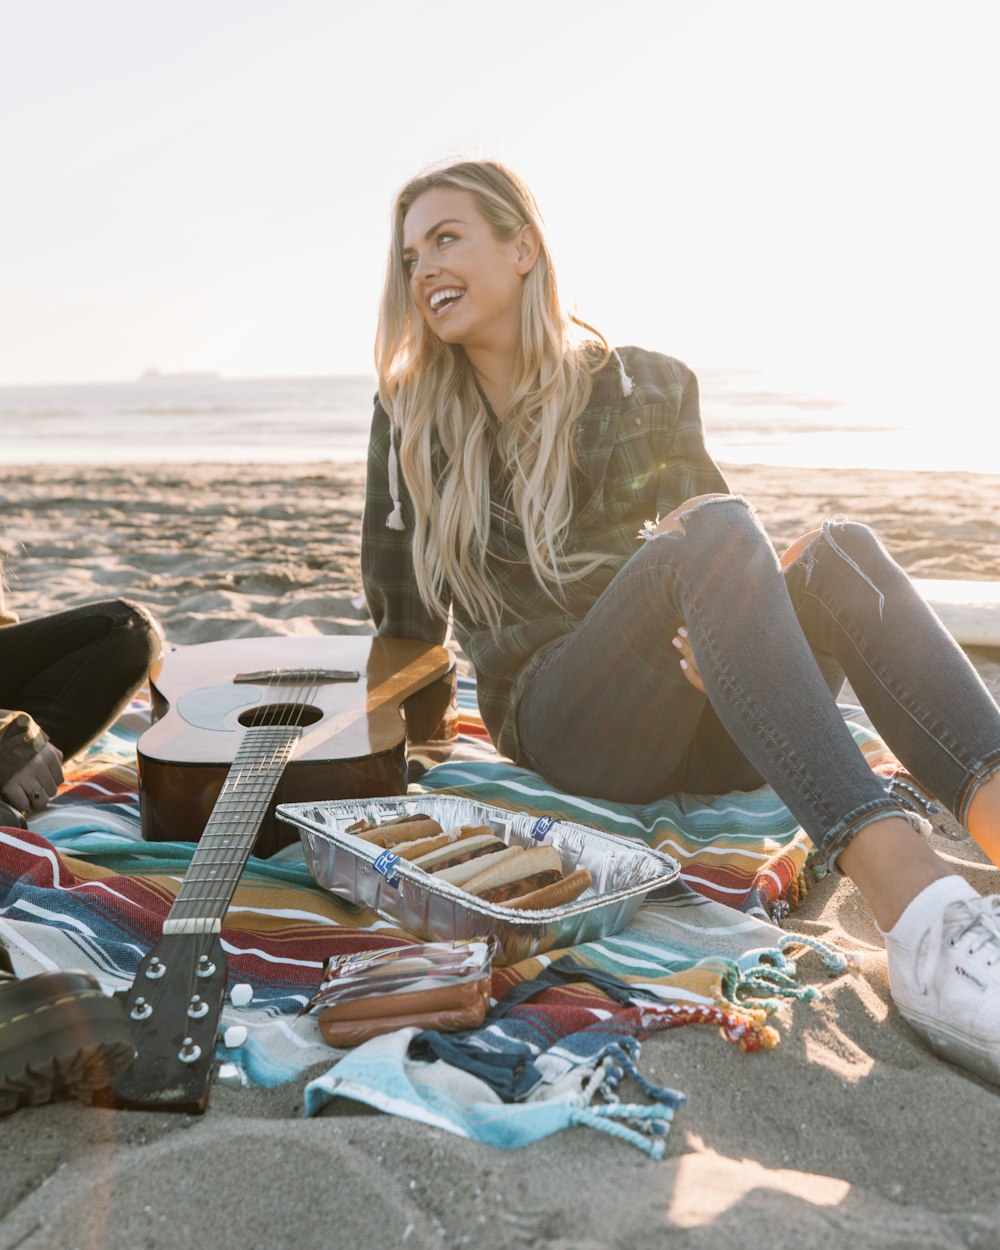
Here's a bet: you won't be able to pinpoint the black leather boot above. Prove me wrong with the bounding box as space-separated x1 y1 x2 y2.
0 967 135 1114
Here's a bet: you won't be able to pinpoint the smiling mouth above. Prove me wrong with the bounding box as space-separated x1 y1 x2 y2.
429 288 465 316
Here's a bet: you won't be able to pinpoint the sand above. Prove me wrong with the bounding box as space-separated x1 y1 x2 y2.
2 459 1000 1250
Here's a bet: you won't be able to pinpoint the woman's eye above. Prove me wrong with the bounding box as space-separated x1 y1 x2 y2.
404 257 417 275
437 232 456 246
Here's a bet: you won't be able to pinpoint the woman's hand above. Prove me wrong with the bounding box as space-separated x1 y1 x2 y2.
671 626 705 693
2 743 64 814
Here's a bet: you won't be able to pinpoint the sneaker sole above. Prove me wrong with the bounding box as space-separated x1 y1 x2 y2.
899 1005 1000 1088
0 973 136 1115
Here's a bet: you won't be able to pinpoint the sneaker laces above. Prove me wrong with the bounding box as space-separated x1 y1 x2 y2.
943 896 1000 965
912 896 1000 995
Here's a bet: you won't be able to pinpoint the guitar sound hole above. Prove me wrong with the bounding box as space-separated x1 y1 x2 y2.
238 702 323 728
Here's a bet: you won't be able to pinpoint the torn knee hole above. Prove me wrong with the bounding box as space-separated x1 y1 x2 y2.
639 493 747 541
780 528 823 569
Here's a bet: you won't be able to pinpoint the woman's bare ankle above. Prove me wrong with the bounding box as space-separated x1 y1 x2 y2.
836 816 955 931
966 771 1000 868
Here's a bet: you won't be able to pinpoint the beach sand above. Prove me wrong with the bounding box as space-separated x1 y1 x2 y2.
2 460 1000 1250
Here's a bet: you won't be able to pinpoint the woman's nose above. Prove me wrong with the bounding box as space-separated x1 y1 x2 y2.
413 252 439 282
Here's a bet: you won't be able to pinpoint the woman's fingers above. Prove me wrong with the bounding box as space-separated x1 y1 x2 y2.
2 780 29 812
39 743 64 790
3 745 65 813
671 626 706 693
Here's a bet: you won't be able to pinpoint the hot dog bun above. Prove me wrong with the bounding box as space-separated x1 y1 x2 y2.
434 844 525 885
391 834 454 861
390 824 493 861
503 867 593 910
350 814 443 848
412 832 508 873
462 845 564 905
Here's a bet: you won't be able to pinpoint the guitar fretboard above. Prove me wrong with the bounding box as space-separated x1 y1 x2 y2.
163 725 302 935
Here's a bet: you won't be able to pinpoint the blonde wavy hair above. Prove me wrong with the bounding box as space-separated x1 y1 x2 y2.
375 160 611 632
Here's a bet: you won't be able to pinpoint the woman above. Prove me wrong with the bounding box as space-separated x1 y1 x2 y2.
362 159 1000 1086
0 584 161 825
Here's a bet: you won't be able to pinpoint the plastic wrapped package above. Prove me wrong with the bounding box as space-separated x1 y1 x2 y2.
306 939 493 1048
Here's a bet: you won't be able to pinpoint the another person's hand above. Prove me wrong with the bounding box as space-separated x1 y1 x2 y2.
2 743 64 814
671 626 705 693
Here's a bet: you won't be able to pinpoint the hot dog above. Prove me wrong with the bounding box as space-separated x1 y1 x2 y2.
347 813 443 848
503 867 594 910
460 844 593 907
411 832 509 873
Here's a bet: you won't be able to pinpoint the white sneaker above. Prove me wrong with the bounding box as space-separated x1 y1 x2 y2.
887 893 1000 1087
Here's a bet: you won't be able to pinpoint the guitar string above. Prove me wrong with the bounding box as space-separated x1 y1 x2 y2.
179 667 321 1006
145 667 320 1042
195 665 323 910
175 665 312 985
136 667 324 1044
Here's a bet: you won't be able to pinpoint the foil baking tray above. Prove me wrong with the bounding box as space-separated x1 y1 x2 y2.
276 794 679 966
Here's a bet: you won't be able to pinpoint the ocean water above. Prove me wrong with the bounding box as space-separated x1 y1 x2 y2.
0 375 376 467
0 372 993 474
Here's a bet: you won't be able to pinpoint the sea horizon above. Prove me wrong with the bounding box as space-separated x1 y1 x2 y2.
1 370 994 476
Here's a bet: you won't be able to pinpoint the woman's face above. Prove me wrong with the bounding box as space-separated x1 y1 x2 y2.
401 187 535 355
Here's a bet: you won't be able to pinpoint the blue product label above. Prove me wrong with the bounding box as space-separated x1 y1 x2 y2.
531 816 556 841
373 849 400 889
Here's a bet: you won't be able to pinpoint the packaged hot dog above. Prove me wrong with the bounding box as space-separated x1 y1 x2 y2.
306 938 493 1048
316 980 491 1048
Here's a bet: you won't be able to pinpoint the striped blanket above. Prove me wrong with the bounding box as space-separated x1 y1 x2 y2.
0 681 891 1155
418 679 906 920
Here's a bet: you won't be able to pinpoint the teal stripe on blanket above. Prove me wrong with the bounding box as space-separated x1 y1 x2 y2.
419 719 880 842
420 758 801 844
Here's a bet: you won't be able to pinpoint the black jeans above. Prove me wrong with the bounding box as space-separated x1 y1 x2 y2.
0 599 161 758
518 498 1000 865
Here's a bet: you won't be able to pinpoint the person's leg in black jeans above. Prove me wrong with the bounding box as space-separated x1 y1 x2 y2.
0 599 161 754
0 599 158 1093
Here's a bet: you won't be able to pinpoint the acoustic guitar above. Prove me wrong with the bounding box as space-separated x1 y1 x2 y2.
100 634 453 1113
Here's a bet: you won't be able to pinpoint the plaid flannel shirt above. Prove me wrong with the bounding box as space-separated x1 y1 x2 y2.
361 347 728 761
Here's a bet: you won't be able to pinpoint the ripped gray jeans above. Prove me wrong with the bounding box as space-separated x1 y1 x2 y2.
517 497 1000 865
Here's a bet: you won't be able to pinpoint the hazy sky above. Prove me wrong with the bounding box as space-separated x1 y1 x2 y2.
2 0 996 424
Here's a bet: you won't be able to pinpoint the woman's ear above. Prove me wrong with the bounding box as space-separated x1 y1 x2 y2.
514 225 541 276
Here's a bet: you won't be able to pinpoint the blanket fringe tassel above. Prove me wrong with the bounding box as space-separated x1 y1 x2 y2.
567 1103 676 1160
570 1045 687 1159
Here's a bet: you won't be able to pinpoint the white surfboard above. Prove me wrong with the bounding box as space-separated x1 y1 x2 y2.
912 578 1000 647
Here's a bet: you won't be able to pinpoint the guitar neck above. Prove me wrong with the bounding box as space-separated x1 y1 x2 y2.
163 725 302 935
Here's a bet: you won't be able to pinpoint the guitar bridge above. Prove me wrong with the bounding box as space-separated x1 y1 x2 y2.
233 669 360 684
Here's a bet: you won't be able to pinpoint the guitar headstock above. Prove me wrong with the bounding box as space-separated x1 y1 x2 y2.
95 932 228 1114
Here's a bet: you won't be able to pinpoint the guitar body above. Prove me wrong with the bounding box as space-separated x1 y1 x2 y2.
138 635 454 857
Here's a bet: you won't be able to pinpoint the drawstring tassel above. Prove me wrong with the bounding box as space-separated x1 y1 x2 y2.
613 349 635 397
385 431 405 531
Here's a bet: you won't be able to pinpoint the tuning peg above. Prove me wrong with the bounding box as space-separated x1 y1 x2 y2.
196 954 217 978
178 1037 202 1065
216 1062 246 1089
230 983 253 1007
223 1025 248 1048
